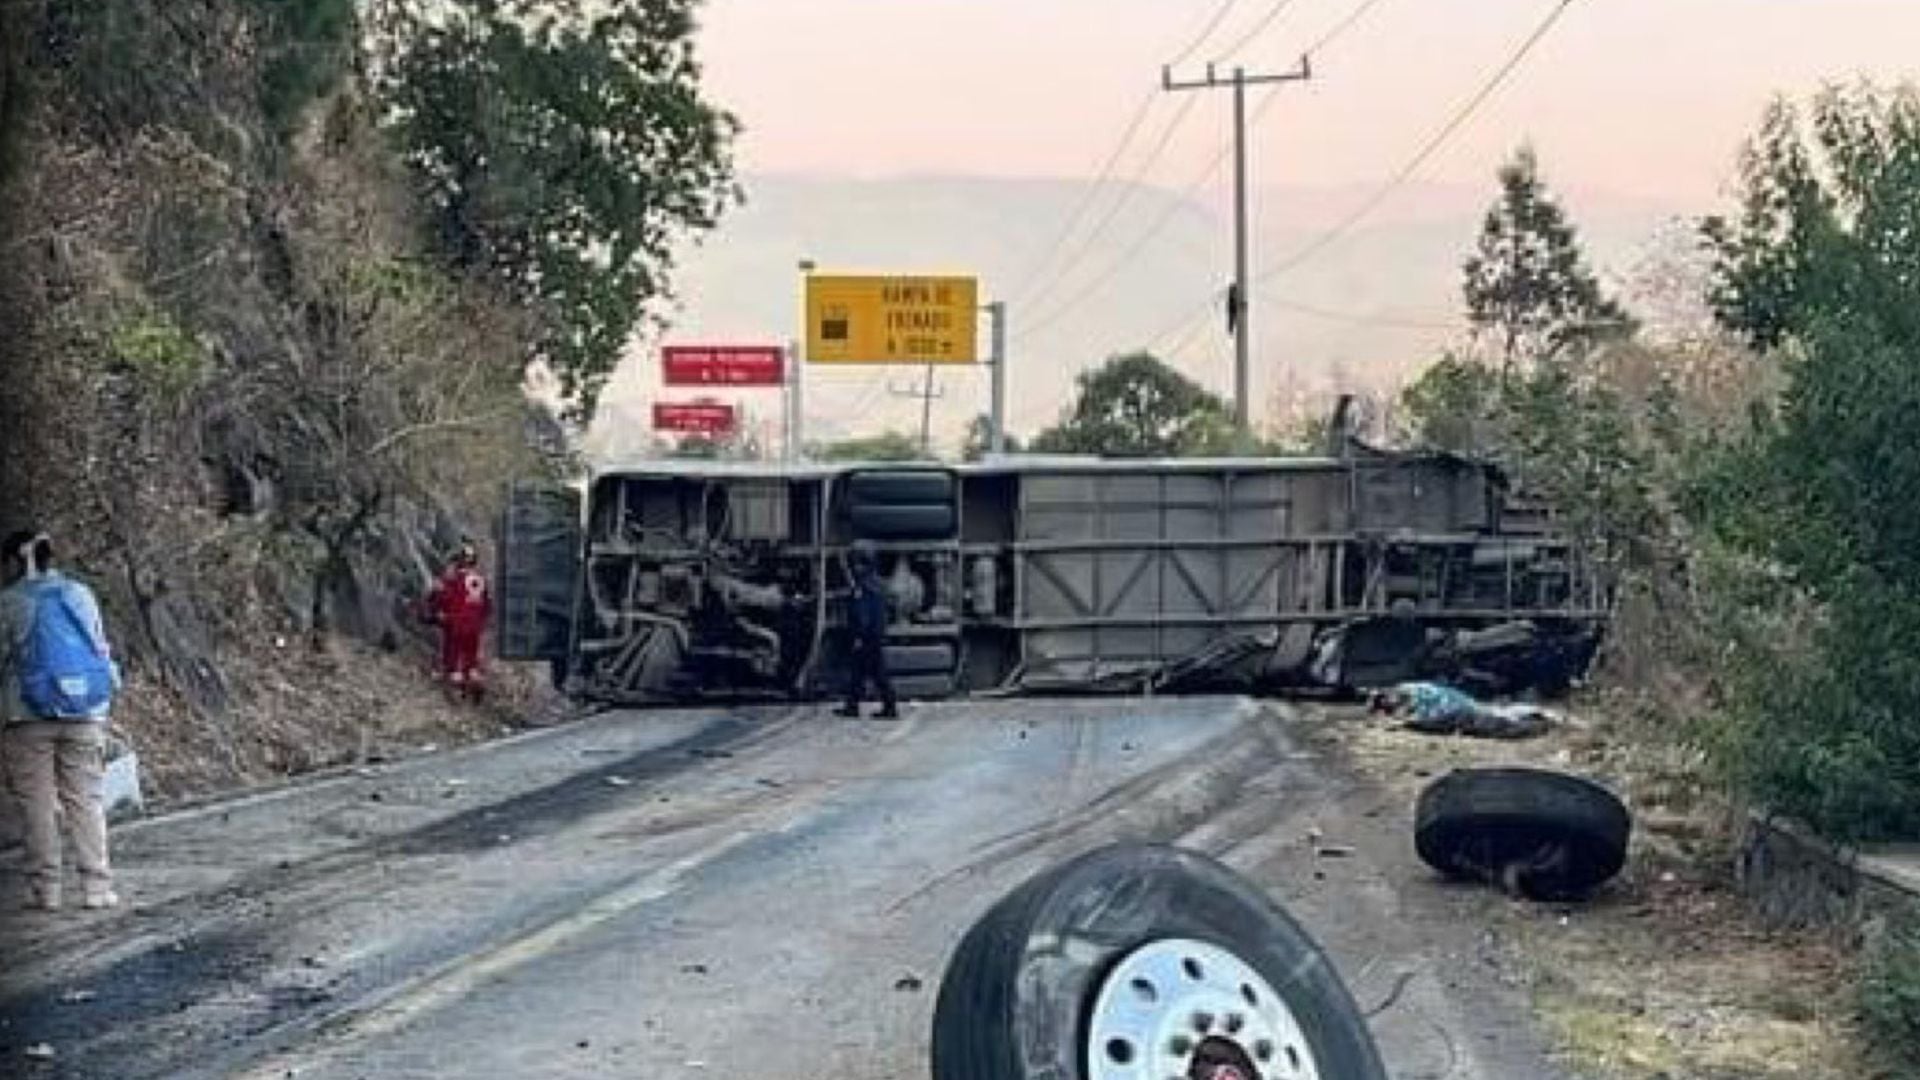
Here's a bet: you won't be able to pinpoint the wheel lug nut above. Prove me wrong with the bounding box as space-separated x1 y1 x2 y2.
1169 1036 1193 1056
1254 1039 1275 1061
1192 1011 1215 1032
1225 1013 1245 1034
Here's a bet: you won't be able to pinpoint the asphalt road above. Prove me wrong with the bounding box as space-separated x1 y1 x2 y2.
0 699 1569 1079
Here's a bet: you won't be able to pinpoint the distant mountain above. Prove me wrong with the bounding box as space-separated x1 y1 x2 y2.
587 173 1698 461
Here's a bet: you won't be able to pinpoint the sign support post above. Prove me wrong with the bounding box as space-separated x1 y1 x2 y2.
784 339 803 462
987 301 1008 456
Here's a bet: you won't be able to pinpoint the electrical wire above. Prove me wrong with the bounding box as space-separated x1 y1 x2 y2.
1167 0 1248 68
1266 298 1459 330
1017 83 1293 345
1209 0 1304 63
1009 0 1258 312
1126 0 1403 356
1005 89 1160 308
1305 0 1390 56
1253 0 1581 289
1017 92 1206 317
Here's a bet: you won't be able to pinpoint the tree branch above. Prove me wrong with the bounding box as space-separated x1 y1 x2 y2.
364 407 511 457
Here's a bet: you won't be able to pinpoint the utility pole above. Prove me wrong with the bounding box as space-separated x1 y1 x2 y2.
783 339 803 462
890 366 947 458
794 258 816 462
1162 58 1312 432
985 301 1008 456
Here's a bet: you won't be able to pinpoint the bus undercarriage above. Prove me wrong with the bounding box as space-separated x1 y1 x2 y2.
497 440 1610 706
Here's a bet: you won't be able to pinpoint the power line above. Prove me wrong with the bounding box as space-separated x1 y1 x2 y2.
1267 298 1458 330
1305 0 1391 55
1128 0 1398 357
1014 146 1230 345
1210 0 1304 62
1009 0 1260 312
1017 92 1206 317
1017 83 1295 345
1167 0 1248 67
1253 0 1580 290
1005 90 1160 308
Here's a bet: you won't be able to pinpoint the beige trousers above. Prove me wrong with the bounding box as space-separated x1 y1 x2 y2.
2 720 112 903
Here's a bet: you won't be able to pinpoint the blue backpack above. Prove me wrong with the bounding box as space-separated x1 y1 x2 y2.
19 580 117 719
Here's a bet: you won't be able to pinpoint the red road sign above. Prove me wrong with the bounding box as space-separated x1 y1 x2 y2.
661 345 786 387
652 401 738 436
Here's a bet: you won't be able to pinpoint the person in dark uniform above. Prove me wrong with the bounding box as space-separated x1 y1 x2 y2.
835 540 898 719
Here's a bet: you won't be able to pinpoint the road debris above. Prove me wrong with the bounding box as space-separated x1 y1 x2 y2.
1415 767 1632 901
1316 844 1356 859
24 1043 56 1060
605 775 633 788
1369 681 1557 740
894 974 923 992
58 989 96 1004
680 963 709 975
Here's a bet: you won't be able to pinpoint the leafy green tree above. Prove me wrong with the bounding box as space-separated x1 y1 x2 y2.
814 430 925 462
1703 85 1920 353
1397 354 1503 454
1030 353 1234 457
1463 145 1634 368
369 0 738 419
1403 148 1657 558
252 0 358 138
1693 83 1920 840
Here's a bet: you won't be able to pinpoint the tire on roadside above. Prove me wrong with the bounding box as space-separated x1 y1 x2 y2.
931 842 1387 1080
1414 767 1631 901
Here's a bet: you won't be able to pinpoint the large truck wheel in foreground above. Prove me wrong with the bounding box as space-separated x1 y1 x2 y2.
496 440 1610 705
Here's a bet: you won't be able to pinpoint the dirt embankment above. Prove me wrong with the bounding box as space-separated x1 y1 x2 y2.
1321 699 1871 1080
0 0 561 803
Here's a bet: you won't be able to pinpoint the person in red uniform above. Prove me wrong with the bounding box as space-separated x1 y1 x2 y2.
426 542 491 699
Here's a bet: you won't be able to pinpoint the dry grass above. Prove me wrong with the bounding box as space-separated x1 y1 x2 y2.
116 639 552 804
1323 699 1873 1079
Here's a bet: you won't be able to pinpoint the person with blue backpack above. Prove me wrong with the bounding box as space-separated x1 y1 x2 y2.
0 530 122 911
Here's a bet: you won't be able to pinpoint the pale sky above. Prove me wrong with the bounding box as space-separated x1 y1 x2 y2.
697 0 1920 202
596 0 1920 457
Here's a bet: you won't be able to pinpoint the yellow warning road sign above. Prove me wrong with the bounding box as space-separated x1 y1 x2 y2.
805 275 979 365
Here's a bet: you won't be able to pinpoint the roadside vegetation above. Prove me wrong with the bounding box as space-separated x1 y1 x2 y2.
0 0 735 796
1384 83 1920 1076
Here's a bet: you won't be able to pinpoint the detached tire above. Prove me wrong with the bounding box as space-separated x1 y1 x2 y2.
1415 767 1631 901
850 503 957 540
931 843 1386 1080
884 642 957 676
848 469 955 505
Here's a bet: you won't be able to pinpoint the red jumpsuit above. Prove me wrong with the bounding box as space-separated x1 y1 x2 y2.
428 563 491 688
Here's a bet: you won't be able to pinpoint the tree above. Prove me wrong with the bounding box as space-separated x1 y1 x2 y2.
368 0 738 419
1030 353 1234 457
1692 83 1920 841
1703 85 1920 353
1463 145 1634 368
961 414 1021 461
814 430 924 462
1401 147 1657 557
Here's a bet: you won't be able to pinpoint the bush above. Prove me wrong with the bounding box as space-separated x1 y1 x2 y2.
1861 922 1920 1071
108 310 206 396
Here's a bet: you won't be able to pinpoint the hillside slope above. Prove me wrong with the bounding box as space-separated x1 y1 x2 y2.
0 1 563 799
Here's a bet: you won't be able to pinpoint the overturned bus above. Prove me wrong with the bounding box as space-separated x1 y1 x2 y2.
495 438 1611 706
